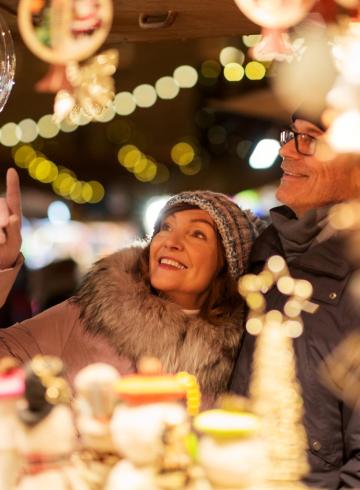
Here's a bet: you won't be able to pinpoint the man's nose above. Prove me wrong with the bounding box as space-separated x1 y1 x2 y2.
279 138 299 159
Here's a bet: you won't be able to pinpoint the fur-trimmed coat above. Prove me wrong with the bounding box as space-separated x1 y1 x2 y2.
0 247 245 397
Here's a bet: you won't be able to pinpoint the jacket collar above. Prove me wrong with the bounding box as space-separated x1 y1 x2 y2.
250 206 352 280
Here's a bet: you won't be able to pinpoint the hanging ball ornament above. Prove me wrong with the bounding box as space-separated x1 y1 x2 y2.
232 0 316 30
0 13 16 113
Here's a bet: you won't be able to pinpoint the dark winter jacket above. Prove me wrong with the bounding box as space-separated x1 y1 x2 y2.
230 212 360 489
0 247 244 398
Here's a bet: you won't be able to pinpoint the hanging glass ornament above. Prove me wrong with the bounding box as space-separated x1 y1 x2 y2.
233 0 316 60
18 0 116 121
0 13 16 113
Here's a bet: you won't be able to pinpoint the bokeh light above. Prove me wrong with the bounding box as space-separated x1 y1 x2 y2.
179 157 202 175
18 119 38 143
106 120 132 145
37 115 60 139
171 142 195 166
118 144 142 171
13 145 36 168
200 60 222 79
133 84 157 108
173 65 198 88
59 118 78 133
245 61 266 80
87 181 105 203
47 200 71 224
95 105 116 123
242 35 262 47
249 139 280 169
155 76 180 100
224 63 245 82
143 195 171 236
114 91 137 116
208 125 227 145
220 47 245 66
1 122 20 147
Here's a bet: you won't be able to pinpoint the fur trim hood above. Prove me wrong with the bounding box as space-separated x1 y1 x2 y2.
73 247 245 395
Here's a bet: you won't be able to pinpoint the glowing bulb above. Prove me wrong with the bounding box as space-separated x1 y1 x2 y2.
249 139 280 169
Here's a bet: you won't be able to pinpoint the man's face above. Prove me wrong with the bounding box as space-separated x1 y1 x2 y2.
276 119 357 216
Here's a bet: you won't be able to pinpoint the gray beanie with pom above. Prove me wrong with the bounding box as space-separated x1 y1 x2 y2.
154 190 265 280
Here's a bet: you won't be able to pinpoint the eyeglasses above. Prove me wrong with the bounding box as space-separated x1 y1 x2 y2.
279 129 317 156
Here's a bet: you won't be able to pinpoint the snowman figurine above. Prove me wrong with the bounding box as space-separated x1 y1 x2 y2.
105 357 201 490
73 363 120 490
16 355 88 490
0 357 25 490
193 395 267 489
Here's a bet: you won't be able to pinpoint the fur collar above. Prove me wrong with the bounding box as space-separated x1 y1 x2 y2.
73 247 244 395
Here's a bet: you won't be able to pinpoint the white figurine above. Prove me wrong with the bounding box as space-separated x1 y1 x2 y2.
0 357 25 490
106 358 200 490
73 363 120 490
194 396 267 489
16 355 88 490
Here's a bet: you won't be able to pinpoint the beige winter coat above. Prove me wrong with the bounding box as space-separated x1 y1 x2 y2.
0 248 244 397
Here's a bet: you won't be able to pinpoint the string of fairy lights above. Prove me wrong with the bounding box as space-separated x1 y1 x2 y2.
2 35 266 204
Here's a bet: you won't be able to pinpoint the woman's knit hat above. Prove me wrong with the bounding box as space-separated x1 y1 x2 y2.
154 190 265 280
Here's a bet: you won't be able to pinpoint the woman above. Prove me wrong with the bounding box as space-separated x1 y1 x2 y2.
0 169 263 396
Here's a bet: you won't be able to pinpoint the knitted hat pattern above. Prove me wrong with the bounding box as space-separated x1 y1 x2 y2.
155 190 265 279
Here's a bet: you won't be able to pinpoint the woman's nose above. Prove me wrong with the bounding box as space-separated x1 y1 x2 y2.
164 231 184 249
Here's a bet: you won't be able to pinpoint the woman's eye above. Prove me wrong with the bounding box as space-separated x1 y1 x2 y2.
160 222 171 231
192 230 206 239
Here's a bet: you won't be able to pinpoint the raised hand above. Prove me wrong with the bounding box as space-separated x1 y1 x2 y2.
0 168 22 269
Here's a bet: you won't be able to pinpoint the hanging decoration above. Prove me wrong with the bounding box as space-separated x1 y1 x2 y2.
232 0 316 60
17 0 116 122
0 13 16 113
324 15 360 153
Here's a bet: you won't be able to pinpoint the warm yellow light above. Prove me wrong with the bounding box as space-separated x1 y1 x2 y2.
35 159 58 183
155 76 180 100
18 119 38 143
171 142 195 166
37 115 60 139
245 61 266 80
224 63 245 82
179 158 202 175
28 157 43 178
59 119 78 133
81 182 93 202
95 105 116 123
219 47 245 66
70 181 86 204
114 91 137 116
1 123 21 147
87 181 105 203
133 154 148 175
14 145 36 168
135 160 157 182
242 35 262 48
133 84 157 108
118 145 142 170
173 65 198 88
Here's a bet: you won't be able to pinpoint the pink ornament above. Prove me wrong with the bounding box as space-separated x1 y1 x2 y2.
233 0 316 29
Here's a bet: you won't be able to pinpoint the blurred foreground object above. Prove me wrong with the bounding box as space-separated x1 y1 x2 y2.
18 0 117 122
73 363 120 490
106 357 202 490
0 13 15 113
194 395 266 488
16 355 87 490
0 357 24 490
232 0 315 60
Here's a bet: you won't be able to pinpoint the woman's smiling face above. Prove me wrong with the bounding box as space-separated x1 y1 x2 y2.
149 209 223 309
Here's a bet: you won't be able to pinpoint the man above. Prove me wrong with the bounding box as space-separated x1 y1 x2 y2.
230 115 360 488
